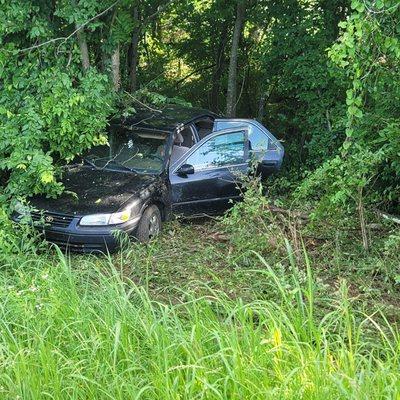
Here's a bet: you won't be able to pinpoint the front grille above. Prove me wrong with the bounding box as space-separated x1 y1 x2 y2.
31 211 74 228
49 239 105 254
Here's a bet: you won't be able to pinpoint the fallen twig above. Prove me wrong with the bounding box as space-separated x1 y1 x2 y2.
265 204 310 221
376 210 400 225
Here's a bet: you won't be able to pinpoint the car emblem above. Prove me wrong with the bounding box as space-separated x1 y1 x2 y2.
45 216 54 223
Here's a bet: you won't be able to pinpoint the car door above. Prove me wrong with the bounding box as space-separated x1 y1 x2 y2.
170 128 249 216
213 119 284 177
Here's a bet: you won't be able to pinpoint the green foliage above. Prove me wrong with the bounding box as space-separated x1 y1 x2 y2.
0 64 114 197
0 0 115 198
0 236 399 398
297 148 384 217
299 0 400 215
0 207 44 263
221 179 286 263
0 169 399 397
0 0 399 218
254 0 348 170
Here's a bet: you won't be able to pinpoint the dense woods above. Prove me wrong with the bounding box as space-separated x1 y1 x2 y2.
1 0 399 215
0 1 400 398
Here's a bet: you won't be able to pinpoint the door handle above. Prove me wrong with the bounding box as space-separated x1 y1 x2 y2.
261 161 277 167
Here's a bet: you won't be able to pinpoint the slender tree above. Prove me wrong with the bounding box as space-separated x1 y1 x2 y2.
111 44 121 91
226 0 246 117
129 6 140 92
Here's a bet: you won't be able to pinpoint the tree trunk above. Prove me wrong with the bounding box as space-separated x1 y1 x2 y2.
257 82 274 122
257 91 267 122
129 7 140 92
111 44 121 91
210 21 229 112
226 0 246 117
76 25 90 71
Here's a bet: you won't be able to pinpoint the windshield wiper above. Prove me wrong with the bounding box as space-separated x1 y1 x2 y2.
83 157 138 173
103 160 138 173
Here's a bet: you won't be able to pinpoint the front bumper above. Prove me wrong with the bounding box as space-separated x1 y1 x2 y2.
15 213 141 254
42 230 120 253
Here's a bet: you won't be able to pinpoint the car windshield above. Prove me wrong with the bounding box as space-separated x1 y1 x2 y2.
82 128 168 174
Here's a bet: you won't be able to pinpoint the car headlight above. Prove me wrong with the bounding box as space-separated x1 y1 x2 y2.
79 202 140 226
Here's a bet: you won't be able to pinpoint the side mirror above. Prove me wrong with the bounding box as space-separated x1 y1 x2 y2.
177 163 194 177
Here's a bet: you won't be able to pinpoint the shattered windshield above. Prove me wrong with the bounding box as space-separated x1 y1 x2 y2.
82 128 168 174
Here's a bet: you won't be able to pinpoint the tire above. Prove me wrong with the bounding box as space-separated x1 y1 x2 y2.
135 205 162 243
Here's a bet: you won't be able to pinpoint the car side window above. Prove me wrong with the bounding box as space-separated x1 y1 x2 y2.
185 131 246 171
249 125 269 154
214 120 272 156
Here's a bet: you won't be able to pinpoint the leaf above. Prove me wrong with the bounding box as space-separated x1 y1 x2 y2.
40 171 54 184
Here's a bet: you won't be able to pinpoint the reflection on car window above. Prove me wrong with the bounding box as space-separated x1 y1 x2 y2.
214 121 270 158
82 128 167 174
249 126 269 153
186 131 245 170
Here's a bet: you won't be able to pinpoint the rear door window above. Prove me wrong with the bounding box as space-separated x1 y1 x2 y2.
186 130 246 171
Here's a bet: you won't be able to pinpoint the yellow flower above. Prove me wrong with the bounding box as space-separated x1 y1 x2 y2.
272 328 282 347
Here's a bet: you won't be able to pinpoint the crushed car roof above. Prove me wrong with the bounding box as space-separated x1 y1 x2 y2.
115 104 217 132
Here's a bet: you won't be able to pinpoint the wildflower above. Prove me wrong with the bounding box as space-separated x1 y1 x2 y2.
272 328 282 348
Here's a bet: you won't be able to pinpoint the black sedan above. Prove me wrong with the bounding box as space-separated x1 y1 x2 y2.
13 105 284 253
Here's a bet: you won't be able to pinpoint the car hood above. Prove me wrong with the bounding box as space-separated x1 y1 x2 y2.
29 166 158 215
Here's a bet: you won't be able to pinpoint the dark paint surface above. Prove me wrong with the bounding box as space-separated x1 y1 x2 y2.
30 166 159 215
170 165 247 215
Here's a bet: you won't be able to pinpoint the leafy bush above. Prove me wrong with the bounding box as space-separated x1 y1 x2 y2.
0 207 45 266
0 65 114 199
300 0 400 216
221 179 286 263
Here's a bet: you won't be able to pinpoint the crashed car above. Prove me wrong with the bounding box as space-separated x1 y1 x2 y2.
14 105 284 253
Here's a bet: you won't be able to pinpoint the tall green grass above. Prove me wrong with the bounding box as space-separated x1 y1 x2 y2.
0 247 398 399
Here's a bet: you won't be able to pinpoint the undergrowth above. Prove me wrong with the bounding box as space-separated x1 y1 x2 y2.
0 185 399 399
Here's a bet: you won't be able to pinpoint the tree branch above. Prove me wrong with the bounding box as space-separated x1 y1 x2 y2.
123 91 162 113
15 0 120 53
175 64 216 86
376 209 400 225
142 0 176 26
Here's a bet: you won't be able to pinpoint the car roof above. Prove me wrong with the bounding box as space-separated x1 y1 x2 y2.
113 104 217 132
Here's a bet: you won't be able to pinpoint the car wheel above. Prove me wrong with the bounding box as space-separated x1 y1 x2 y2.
135 205 162 243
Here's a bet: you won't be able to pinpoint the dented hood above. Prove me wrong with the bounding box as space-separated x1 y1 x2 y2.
29 166 158 215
